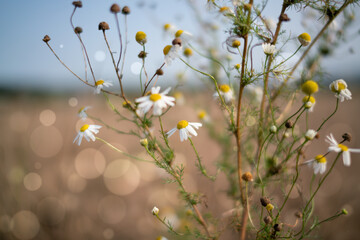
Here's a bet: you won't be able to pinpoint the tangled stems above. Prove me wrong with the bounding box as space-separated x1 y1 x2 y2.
317 98 339 131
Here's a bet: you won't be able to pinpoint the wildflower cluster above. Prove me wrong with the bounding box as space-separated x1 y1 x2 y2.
44 1 359 239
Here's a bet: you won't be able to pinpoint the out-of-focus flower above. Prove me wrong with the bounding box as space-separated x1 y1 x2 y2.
135 31 147 45
298 32 311 46
135 86 175 116
152 206 159 215
270 125 277 133
173 91 185 105
163 45 181 65
175 30 192 43
301 80 318 95
167 120 202 142
78 106 91 120
329 79 352 102
163 23 176 34
262 43 276 55
213 84 234 104
303 96 315 112
304 155 327 174
305 129 317 140
326 133 360 166
219 6 234 15
73 124 101 146
183 47 193 57
94 80 113 94
197 110 210 123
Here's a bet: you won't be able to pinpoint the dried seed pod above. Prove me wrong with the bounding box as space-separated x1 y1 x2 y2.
260 197 270 207
172 37 182 46
156 69 164 76
42 35 51 43
285 120 293 129
122 6 130 15
264 216 272 224
274 223 282 232
242 172 253 182
342 133 352 142
280 13 290 21
98 22 110 31
72 1 82 8
110 3 121 13
138 51 147 59
74 26 83 34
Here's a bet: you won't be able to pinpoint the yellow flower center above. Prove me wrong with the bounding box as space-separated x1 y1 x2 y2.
198 110 207 120
298 32 311 42
331 82 346 93
149 93 162 102
220 84 231 93
164 23 171 30
177 120 189 129
163 45 172 55
302 96 315 104
315 155 326 163
265 203 274 211
232 40 241 48
95 80 104 86
80 124 89 132
135 31 147 44
235 64 240 70
219 6 230 13
175 30 184 38
338 144 348 152
301 80 318 95
183 48 193 57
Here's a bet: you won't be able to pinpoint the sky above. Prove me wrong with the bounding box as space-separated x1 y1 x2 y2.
0 0 359 93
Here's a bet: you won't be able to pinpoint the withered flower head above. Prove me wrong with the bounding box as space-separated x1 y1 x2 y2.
241 172 253 182
260 197 270 207
172 38 182 46
98 22 110 31
342 133 352 142
285 120 293 129
42 35 51 43
72 1 82 8
74 27 83 34
122 6 130 14
138 51 147 59
280 13 290 22
110 4 121 13
156 69 164 76
264 216 272 224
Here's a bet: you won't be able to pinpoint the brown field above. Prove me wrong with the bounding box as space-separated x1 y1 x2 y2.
1 89 360 240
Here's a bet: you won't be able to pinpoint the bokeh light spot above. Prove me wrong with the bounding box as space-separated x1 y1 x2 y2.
39 109 56 126
75 148 106 179
10 211 40 240
130 62 142 75
94 50 106 62
23 172 42 191
68 97 78 107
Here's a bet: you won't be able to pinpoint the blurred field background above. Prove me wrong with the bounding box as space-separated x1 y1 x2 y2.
1 88 360 240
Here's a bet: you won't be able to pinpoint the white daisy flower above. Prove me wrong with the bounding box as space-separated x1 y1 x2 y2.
94 79 113 94
305 129 317 140
78 106 91 120
163 23 177 35
262 43 276 55
163 45 181 66
329 79 352 102
305 155 327 174
174 29 192 43
167 120 202 142
73 124 102 146
135 86 175 116
197 110 211 123
213 84 234 104
152 206 159 215
302 96 316 112
326 133 360 166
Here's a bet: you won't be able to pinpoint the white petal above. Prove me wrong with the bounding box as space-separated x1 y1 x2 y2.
162 87 172 95
189 122 202 129
319 163 327 174
166 128 177 137
342 151 351 166
135 96 150 103
186 125 197 136
349 148 360 153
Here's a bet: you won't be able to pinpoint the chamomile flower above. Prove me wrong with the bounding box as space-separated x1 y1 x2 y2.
163 44 181 66
163 23 176 34
305 129 317 140
302 96 316 112
135 86 175 116
152 206 159 215
197 110 211 123
167 120 202 142
135 31 147 45
73 124 102 146
213 84 234 104
173 91 185 105
329 79 352 102
301 80 318 95
305 155 327 174
94 79 113 94
78 106 91 120
298 32 311 46
326 133 360 166
262 43 276 55
175 30 192 43
183 47 193 57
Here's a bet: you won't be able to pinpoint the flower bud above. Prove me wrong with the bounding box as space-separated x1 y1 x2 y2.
156 69 164 76
342 208 348 215
260 197 270 207
342 133 352 142
152 206 159 215
74 26 83 34
140 138 148 147
172 37 182 46
110 4 121 13
242 172 253 182
305 129 317 140
232 40 241 48
301 80 318 95
298 32 311 46
42 35 51 43
98 21 110 31
136 31 147 45
266 203 274 211
72 1 82 8
183 48 193 57
122 6 130 15
270 125 277 133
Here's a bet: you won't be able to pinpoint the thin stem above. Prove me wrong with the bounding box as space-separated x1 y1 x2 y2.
114 13 123 70
316 98 339 132
189 138 215 180
119 15 129 80
142 63 165 95
154 214 183 236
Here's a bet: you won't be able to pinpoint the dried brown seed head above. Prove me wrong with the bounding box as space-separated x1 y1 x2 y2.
260 197 270 207
98 22 110 31
110 4 121 13
342 133 352 142
274 223 282 232
42 35 51 43
241 172 253 182
315 133 320 139
74 27 83 34
280 13 290 22
138 51 147 59
172 37 182 46
285 120 293 129
122 6 130 14
72 1 82 8
264 216 272 224
156 69 164 76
